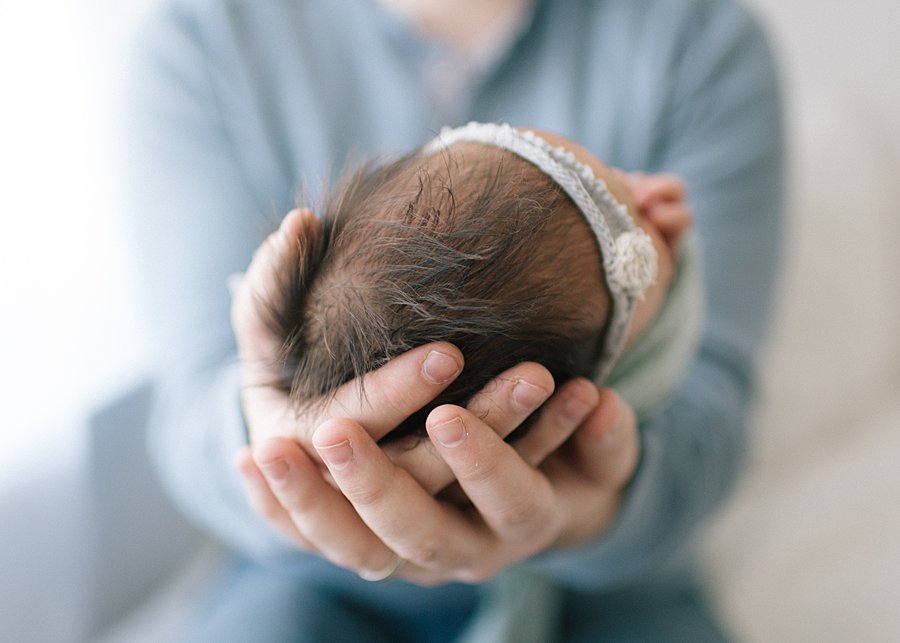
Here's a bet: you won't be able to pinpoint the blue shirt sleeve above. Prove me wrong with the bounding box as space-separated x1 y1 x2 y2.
125 1 300 558
527 1 785 587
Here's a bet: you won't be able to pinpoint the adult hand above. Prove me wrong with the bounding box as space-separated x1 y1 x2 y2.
230 209 585 518
232 208 640 583
237 385 639 585
231 208 467 459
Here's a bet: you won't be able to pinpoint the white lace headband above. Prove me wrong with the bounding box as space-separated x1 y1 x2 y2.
424 122 657 382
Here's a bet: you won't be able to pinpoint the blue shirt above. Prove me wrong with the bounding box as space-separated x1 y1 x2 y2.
127 0 783 600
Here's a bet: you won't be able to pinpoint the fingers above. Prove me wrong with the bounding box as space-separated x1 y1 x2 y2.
541 389 640 546
424 405 560 554
313 419 488 581
309 342 464 444
237 387 638 584
385 362 555 495
235 446 313 549
511 377 600 467
464 363 555 438
567 388 640 487
231 208 330 446
249 436 400 577
231 208 319 370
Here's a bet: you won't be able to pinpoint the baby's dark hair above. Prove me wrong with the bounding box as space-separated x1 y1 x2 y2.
265 143 610 440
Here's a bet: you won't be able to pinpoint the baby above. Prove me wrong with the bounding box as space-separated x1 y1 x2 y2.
262 123 699 440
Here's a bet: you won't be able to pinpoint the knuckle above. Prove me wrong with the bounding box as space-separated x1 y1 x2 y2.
496 491 559 544
373 381 414 418
458 455 501 485
493 499 534 533
503 511 550 545
402 538 442 569
348 482 388 509
406 546 439 569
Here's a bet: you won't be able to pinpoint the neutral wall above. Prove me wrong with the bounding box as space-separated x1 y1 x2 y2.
746 0 900 141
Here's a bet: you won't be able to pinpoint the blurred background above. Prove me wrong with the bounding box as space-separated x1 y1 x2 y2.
0 1 152 457
1 1 898 641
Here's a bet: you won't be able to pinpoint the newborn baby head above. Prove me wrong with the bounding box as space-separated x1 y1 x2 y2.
265 124 667 439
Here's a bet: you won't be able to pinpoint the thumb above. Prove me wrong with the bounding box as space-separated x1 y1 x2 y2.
231 208 321 368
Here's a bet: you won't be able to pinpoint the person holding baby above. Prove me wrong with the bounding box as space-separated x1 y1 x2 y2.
126 0 784 640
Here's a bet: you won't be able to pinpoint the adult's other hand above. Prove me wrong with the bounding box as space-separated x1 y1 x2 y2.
238 386 639 584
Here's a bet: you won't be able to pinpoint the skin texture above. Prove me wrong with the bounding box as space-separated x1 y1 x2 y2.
230 132 692 583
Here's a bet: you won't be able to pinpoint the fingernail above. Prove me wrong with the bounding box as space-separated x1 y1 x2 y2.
431 417 467 448
259 459 289 483
317 440 353 470
423 350 461 384
512 379 547 411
